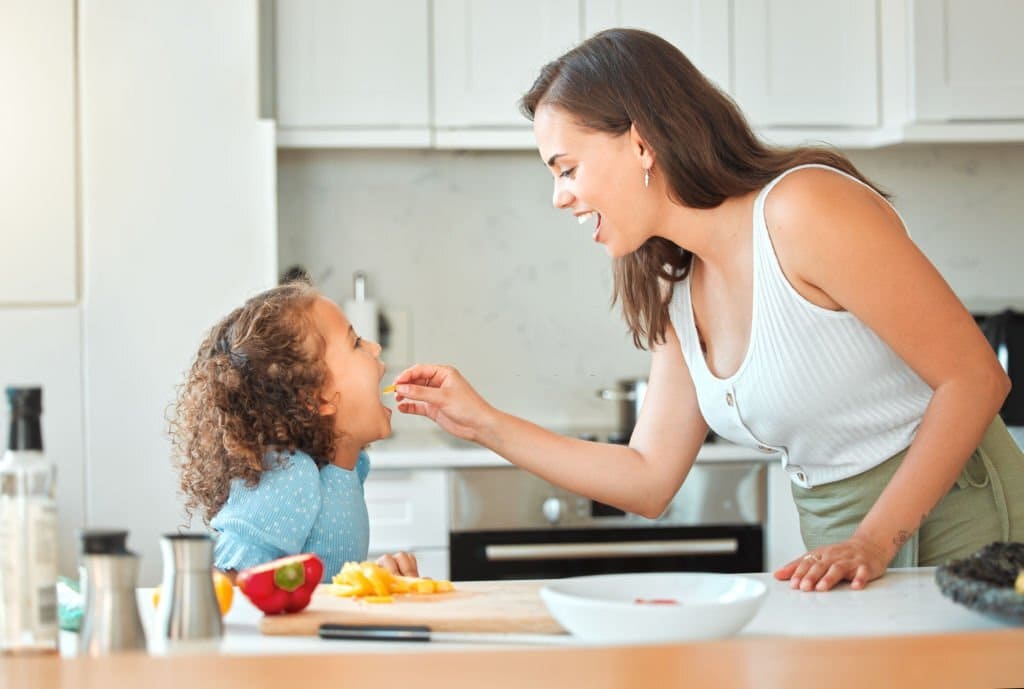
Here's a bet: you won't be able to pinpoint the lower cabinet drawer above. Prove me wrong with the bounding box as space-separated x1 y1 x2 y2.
364 468 449 551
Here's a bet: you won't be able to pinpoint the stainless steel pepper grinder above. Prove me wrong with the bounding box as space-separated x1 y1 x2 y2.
154 533 223 653
78 529 146 655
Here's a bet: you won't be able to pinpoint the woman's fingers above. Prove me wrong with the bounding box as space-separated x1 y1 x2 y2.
393 363 453 388
851 564 870 590
396 400 431 417
784 544 886 592
773 560 799 580
395 382 445 406
815 563 847 591
797 560 827 591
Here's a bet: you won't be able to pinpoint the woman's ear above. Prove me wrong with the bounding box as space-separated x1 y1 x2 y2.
629 123 656 171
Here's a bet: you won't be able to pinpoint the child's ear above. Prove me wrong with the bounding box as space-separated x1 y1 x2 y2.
318 400 336 416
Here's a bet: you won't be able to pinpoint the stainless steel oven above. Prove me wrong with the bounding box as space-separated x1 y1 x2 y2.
449 461 765 580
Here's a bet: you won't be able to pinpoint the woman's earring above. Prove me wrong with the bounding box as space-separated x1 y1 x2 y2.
644 168 650 189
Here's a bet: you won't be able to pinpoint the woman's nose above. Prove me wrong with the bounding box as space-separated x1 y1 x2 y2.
552 182 573 209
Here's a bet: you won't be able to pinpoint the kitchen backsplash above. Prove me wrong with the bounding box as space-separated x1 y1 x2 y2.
278 144 1024 432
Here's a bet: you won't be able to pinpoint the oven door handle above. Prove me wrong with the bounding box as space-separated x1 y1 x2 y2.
483 538 738 561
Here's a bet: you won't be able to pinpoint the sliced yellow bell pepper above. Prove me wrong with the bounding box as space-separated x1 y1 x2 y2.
326 561 456 600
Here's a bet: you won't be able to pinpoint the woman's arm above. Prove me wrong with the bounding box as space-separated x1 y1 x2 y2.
393 322 709 517
767 168 1010 591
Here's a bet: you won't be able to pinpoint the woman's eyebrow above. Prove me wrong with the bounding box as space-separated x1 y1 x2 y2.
546 152 566 167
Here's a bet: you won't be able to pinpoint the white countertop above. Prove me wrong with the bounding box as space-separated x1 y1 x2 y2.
365 430 777 470
62 569 1009 657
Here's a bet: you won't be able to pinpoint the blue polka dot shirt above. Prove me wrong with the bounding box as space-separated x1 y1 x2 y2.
211 449 370 582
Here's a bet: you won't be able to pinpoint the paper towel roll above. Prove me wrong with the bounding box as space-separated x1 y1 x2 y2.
343 298 379 345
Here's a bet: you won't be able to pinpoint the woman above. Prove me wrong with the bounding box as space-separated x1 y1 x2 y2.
392 29 1024 591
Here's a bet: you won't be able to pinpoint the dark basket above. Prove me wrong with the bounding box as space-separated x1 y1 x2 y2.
934 541 1024 624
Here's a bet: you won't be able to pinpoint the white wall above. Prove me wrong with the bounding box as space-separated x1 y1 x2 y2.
278 143 1024 434
0 309 85 577
278 148 652 433
79 1 276 584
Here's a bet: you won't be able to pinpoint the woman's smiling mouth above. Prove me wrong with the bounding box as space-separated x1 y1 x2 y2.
575 211 602 241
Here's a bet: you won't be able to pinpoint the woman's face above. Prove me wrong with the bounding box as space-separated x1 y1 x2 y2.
533 104 654 257
311 296 391 448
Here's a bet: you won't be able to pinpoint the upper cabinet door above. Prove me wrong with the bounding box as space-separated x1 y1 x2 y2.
275 0 430 129
913 0 1024 121
433 0 581 128
0 0 76 304
732 0 879 128
584 0 730 92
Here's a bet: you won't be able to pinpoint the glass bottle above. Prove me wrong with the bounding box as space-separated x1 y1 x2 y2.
0 387 58 654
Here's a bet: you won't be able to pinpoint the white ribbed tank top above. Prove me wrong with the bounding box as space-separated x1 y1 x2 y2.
670 164 934 487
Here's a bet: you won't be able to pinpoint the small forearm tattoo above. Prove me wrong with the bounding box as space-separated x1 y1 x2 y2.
891 514 929 549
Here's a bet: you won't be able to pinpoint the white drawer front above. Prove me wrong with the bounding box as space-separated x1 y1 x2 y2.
365 469 449 551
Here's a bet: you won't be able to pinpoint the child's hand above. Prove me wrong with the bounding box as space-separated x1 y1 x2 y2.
375 551 419 577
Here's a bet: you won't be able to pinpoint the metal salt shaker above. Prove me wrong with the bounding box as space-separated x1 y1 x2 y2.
154 533 223 652
78 529 146 655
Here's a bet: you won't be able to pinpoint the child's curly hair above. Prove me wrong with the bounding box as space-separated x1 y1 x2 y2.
169 279 336 524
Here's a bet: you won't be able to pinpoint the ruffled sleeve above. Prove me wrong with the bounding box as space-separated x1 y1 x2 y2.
211 450 322 572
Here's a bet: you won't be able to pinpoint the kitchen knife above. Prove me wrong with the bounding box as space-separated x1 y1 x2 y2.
318 623 575 646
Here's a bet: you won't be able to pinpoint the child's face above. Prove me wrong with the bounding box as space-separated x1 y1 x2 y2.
312 296 391 449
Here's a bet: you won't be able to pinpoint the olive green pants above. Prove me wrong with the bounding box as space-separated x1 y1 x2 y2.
791 416 1024 567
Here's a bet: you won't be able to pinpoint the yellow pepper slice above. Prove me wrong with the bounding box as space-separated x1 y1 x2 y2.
362 595 394 604
326 561 456 599
361 563 393 596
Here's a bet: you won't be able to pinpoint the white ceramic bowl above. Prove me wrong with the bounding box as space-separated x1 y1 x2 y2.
540 572 767 644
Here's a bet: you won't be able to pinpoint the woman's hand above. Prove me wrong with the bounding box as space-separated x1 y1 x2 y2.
375 551 419 577
773 535 890 591
391 364 496 442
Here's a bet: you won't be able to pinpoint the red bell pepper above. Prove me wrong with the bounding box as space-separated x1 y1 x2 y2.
236 553 323 614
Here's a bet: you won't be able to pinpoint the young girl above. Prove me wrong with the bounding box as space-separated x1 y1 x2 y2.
170 278 417 581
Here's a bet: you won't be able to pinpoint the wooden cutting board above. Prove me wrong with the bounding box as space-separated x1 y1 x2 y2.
259 580 566 636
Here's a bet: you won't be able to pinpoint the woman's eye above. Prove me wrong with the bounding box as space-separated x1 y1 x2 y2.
559 167 576 179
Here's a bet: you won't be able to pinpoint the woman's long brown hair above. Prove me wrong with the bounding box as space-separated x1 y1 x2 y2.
521 28 886 350
169 279 336 524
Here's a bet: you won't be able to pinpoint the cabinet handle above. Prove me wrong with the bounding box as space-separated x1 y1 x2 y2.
484 538 738 561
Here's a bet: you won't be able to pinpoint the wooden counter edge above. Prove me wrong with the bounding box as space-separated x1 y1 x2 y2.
4 627 1023 689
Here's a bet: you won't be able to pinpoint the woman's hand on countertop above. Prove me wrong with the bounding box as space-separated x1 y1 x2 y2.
773 535 890 592
391 364 497 443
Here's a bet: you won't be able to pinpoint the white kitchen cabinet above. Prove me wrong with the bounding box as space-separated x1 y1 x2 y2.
0 0 76 304
432 0 580 147
912 0 1024 121
732 0 879 128
79 0 277 585
275 0 431 147
584 0 730 92
364 468 450 579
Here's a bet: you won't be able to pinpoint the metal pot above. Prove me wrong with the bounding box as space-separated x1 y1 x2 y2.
596 378 648 439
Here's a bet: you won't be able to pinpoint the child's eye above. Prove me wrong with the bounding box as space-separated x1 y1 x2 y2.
559 167 576 179
354 336 362 349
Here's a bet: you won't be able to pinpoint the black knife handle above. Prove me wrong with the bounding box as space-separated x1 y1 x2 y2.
318 623 432 642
